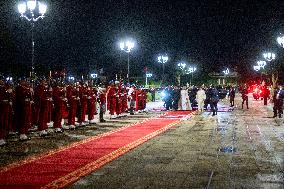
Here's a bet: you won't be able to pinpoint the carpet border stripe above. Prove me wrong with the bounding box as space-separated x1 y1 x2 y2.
0 114 167 173
41 120 180 189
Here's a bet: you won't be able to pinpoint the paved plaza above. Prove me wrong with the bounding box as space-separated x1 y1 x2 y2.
70 95 284 189
0 94 284 188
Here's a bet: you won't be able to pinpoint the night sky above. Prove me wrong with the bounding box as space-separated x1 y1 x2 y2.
0 0 283 82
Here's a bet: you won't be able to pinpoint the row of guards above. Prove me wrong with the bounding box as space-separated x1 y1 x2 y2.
0 79 148 145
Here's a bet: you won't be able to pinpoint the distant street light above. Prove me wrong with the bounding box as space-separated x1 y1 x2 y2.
145 73 152 87
90 73 98 79
68 76 75 82
157 55 168 81
277 35 284 48
186 66 197 86
120 39 135 82
253 65 260 71
17 0 47 80
177 62 186 70
223 68 230 75
263 52 276 62
222 68 230 85
254 61 267 82
257 60 266 68
176 62 187 86
6 77 13 82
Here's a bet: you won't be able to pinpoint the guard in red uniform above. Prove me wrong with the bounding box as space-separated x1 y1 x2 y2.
120 84 128 114
141 89 147 111
0 81 13 146
15 80 33 140
87 86 97 124
52 83 66 132
66 84 79 129
35 80 52 136
78 83 88 126
135 88 142 112
106 81 117 119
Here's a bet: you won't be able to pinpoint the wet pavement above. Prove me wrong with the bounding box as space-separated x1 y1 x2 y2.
0 94 284 189
69 94 284 189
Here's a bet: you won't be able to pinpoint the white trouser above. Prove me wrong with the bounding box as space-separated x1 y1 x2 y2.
198 100 204 111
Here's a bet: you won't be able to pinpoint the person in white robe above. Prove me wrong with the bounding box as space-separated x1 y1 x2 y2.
196 87 206 112
180 86 191 110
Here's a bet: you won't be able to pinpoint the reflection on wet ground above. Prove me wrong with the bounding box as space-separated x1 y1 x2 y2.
70 94 284 189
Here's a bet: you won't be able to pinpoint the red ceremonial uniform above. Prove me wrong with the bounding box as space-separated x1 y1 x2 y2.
142 90 147 110
120 86 128 113
35 83 52 132
15 82 33 135
106 85 117 116
135 89 142 111
67 85 79 126
0 83 13 140
78 85 88 124
115 86 121 116
87 87 97 121
52 85 66 129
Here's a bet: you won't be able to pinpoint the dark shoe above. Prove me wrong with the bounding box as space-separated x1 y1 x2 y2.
279 115 282 118
273 115 277 118
100 119 106 123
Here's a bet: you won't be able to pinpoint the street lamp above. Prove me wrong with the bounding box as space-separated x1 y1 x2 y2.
68 76 75 82
222 68 230 85
90 73 98 79
254 61 266 82
223 68 230 75
253 65 261 71
257 60 266 68
17 0 47 80
145 73 152 87
263 52 276 62
177 62 187 86
186 66 197 86
6 77 13 82
177 62 186 70
277 35 284 48
120 39 135 82
157 55 168 81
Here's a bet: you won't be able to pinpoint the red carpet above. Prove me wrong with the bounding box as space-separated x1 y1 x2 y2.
0 111 193 189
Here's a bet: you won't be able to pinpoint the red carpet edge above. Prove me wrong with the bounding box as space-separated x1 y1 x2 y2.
42 120 181 189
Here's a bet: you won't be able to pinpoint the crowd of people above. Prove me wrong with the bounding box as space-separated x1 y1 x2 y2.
0 79 148 146
0 78 283 147
160 83 284 118
162 85 227 115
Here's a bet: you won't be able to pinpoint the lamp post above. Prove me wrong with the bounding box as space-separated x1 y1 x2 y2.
254 61 266 82
263 52 276 62
253 65 260 71
177 62 187 86
186 66 196 86
120 39 135 82
262 52 277 88
145 73 152 87
223 68 230 85
277 35 284 48
91 73 98 79
157 55 168 82
17 0 47 81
